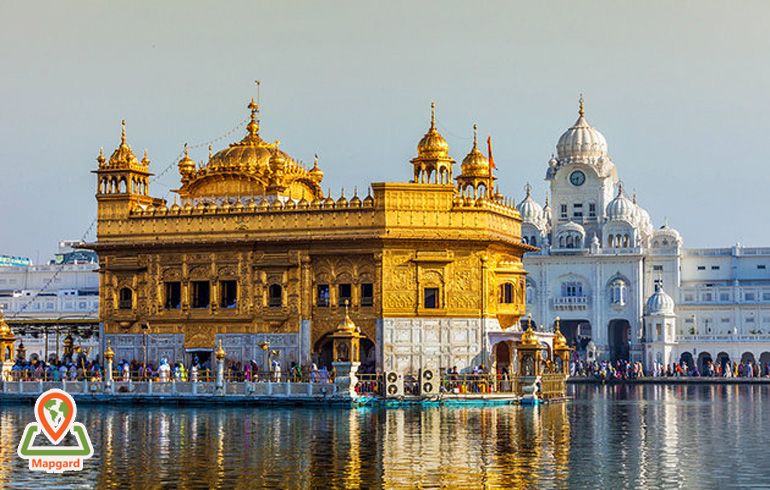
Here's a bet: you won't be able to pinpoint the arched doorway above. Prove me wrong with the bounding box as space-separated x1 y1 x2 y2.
494 341 512 375
679 352 694 369
697 352 713 373
760 352 770 372
314 334 334 370
608 319 631 361
741 352 756 364
359 338 376 373
716 352 730 370
557 319 592 355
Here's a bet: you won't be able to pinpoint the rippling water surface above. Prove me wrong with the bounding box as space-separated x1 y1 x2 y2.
1 384 769 488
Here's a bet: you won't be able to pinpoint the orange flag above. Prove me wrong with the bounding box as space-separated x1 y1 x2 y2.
487 136 496 169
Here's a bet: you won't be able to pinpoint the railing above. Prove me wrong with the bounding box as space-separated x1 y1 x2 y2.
355 373 382 396
551 296 591 310
540 374 567 400
440 374 520 394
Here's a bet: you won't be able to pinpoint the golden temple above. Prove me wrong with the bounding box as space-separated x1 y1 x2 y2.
88 98 536 373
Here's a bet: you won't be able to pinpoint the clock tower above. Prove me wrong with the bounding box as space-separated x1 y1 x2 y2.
545 97 618 245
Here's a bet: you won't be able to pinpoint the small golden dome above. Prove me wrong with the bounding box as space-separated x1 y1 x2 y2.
460 124 489 177
104 340 115 361
519 326 540 348
246 198 258 211
178 144 196 176
0 311 13 339
215 339 227 360
415 102 450 159
108 120 139 168
170 199 181 213
258 198 269 211
553 329 569 350
335 302 357 333
309 155 324 182
233 198 244 211
141 149 151 166
323 190 335 208
350 188 362 207
363 189 374 207
96 147 106 168
336 189 348 208
298 196 310 209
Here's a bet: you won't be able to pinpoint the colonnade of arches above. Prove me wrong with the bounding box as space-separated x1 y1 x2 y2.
99 175 149 195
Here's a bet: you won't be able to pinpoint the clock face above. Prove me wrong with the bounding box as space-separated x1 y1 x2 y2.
569 170 586 186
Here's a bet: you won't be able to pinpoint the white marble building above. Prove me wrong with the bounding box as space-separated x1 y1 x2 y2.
0 241 100 360
519 98 770 370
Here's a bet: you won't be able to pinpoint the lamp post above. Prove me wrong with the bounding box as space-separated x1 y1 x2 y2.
259 340 270 380
215 339 226 394
104 339 115 392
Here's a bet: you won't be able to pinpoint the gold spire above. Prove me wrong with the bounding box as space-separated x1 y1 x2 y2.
97 147 106 166
246 98 260 137
141 149 150 166
208 144 213 159
336 299 357 332
472 123 478 149
414 102 450 160
108 119 138 167
430 101 436 130
178 143 196 178
578 94 585 118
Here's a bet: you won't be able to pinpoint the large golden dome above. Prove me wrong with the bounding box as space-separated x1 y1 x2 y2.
460 124 489 178
176 99 324 200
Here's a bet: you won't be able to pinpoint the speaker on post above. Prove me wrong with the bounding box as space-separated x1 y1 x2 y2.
420 367 437 396
385 371 404 398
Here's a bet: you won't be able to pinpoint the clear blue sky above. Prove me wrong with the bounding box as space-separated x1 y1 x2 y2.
2 1 769 260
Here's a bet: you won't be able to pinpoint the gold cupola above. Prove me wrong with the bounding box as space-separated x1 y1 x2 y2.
455 124 493 198
175 98 324 201
108 120 139 169
178 143 196 182
411 102 455 184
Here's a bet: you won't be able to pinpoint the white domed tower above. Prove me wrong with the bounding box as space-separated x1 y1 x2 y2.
546 96 618 244
517 183 547 247
644 282 677 367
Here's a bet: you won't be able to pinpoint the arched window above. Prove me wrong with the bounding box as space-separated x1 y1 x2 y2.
268 284 283 308
609 279 627 306
530 236 537 246
118 287 133 309
522 236 529 245
526 285 535 304
499 283 514 304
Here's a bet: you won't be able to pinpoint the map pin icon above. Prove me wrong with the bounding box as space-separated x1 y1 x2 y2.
34 389 77 445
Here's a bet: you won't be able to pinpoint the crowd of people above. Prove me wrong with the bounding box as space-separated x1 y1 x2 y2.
571 358 770 381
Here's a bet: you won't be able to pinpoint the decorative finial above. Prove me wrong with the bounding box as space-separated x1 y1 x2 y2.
184 143 189 158
524 183 532 197
312 154 319 169
632 192 637 204
120 119 127 144
545 193 550 207
353 186 358 197
472 123 478 148
208 144 213 159
141 149 150 165
578 94 585 117
246 97 260 136
97 147 105 165
340 187 345 198
430 102 436 130
527 313 533 330
617 181 624 196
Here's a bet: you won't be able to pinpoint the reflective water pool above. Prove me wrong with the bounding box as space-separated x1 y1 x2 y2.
0 384 768 488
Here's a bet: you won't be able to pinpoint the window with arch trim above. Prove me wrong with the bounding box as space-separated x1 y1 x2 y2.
609 279 628 306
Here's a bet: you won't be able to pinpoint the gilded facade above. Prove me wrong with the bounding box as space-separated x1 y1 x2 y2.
88 99 533 372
